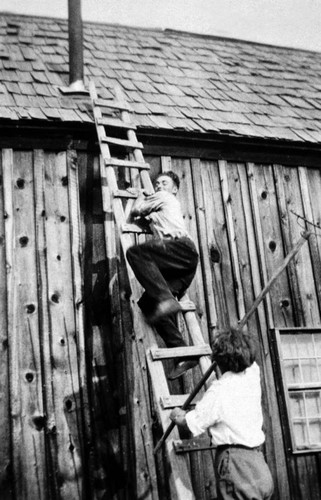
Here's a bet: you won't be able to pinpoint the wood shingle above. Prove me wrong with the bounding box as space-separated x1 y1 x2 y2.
0 12 321 144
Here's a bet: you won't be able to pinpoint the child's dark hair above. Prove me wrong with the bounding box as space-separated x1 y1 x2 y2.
211 328 257 373
156 171 180 189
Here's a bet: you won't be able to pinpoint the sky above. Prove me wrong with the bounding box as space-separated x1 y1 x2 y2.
1 0 321 52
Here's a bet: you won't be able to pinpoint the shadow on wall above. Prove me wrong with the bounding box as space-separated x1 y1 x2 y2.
83 257 133 498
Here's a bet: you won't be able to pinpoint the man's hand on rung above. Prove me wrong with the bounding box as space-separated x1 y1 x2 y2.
126 187 153 197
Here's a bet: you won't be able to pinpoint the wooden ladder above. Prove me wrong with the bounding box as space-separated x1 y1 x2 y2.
89 81 214 500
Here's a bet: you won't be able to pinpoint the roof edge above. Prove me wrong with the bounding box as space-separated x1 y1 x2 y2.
1 11 320 55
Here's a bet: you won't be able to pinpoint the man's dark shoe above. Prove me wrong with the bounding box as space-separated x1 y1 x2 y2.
147 298 181 324
168 359 198 380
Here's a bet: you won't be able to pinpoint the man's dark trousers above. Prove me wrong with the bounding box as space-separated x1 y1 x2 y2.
126 236 199 348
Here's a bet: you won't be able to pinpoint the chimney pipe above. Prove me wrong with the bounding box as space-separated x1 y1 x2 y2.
69 0 83 87
60 0 88 94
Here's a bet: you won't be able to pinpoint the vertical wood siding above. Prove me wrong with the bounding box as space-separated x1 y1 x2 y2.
0 151 11 499
143 156 321 500
1 147 321 500
0 148 89 499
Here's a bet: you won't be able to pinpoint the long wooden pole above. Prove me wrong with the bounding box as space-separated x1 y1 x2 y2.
238 230 311 329
154 362 217 454
154 230 311 454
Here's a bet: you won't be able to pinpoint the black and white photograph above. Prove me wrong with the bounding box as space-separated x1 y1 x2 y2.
0 1 321 499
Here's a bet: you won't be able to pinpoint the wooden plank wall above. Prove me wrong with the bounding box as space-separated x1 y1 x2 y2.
0 148 91 500
1 147 321 500
142 156 321 500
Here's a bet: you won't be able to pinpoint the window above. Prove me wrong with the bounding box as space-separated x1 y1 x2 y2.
273 327 321 453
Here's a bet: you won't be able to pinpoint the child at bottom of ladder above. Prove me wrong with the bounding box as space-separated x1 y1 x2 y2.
170 328 274 500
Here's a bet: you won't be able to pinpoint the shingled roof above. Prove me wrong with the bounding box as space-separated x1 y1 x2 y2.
1 12 321 144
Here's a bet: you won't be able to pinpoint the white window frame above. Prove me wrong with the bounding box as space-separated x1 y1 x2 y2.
273 327 321 454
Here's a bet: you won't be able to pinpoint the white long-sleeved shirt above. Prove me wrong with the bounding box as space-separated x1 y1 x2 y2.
185 362 265 448
132 190 191 240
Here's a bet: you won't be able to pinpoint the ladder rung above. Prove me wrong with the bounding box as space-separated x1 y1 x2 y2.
94 98 133 112
97 117 137 130
173 438 216 454
160 394 202 409
101 136 144 149
104 158 150 170
114 189 138 199
150 345 212 360
122 223 152 234
179 300 196 312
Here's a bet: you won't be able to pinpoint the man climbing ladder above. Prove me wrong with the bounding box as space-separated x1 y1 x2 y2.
126 170 200 380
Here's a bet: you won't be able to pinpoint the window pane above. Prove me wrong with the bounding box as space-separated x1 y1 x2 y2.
279 330 321 451
308 419 321 444
281 335 298 358
289 392 305 418
315 335 321 357
284 360 301 384
305 391 321 417
296 334 314 357
301 359 318 383
293 421 308 447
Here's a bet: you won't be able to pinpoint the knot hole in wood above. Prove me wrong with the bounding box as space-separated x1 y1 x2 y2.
16 178 25 189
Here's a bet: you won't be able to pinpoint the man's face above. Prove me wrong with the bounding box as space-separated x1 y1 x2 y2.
154 175 178 195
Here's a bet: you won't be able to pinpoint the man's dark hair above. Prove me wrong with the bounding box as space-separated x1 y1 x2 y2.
211 328 257 373
156 171 180 189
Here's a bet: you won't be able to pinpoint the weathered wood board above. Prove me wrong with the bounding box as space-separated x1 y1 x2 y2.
1 145 321 500
0 149 89 499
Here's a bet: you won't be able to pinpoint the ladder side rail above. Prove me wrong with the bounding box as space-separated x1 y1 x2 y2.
124 152 143 221
114 85 154 194
182 308 214 382
90 84 121 194
146 350 195 500
178 293 214 381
